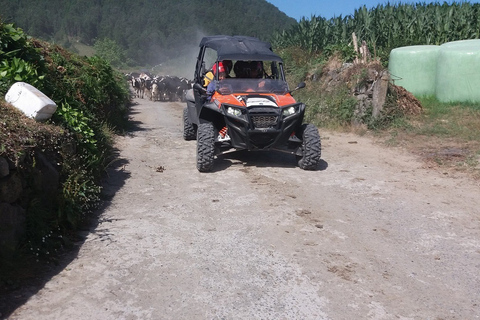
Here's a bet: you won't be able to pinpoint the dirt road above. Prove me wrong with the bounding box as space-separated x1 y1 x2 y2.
5 98 480 319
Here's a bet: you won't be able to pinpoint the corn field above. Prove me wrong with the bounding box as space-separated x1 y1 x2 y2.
272 2 480 61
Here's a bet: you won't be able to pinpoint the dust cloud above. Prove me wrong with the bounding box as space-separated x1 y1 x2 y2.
149 29 208 79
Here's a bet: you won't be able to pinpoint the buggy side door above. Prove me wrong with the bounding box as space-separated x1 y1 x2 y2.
192 47 217 123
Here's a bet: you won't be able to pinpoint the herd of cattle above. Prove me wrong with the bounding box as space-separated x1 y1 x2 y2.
126 72 193 102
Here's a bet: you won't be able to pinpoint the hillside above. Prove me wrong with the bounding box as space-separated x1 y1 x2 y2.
0 0 296 70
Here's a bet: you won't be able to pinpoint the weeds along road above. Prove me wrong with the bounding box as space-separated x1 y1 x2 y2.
8 97 480 319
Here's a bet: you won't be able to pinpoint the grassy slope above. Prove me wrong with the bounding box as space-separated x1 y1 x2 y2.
70 42 95 57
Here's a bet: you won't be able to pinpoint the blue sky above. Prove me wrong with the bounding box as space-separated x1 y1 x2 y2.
266 0 479 20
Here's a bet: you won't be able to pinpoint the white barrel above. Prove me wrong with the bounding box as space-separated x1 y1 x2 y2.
5 82 57 121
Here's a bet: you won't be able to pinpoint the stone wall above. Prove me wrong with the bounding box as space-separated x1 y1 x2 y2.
0 152 60 257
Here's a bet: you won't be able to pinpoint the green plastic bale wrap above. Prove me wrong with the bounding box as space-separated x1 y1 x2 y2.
436 39 480 103
388 45 440 97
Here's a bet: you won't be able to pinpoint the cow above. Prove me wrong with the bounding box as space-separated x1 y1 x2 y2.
150 82 160 101
131 77 145 99
156 79 169 101
139 73 153 99
141 74 193 102
155 75 174 101
178 77 193 102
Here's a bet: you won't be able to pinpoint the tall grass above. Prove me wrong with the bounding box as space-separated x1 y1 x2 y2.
272 2 480 64
414 97 480 140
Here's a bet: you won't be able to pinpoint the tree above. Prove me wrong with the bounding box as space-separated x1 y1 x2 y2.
93 38 130 69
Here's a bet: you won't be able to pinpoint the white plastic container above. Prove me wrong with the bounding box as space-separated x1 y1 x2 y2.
5 82 57 121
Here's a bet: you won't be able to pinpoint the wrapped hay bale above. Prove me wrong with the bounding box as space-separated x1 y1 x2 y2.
388 45 440 97
436 39 480 103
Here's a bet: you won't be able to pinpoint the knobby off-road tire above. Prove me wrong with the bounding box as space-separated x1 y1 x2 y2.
196 122 215 172
298 124 321 170
183 107 197 140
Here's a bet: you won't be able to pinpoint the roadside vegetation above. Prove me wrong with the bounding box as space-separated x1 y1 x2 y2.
383 98 480 175
277 47 480 178
0 21 130 280
272 2 480 178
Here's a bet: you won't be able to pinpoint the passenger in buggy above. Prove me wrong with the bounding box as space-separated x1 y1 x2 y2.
203 60 232 87
206 62 228 100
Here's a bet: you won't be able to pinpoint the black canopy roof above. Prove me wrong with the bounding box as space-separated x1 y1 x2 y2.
199 35 283 62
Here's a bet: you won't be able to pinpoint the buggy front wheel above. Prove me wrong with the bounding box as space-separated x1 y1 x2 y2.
196 122 215 172
297 124 321 170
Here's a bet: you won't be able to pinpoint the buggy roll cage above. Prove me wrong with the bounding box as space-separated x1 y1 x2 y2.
194 35 285 84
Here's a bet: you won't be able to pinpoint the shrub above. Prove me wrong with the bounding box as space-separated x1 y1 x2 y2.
0 21 130 266
0 22 46 94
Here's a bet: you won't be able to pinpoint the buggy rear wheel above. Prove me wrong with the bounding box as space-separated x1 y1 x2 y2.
298 124 321 170
196 122 215 172
183 107 197 140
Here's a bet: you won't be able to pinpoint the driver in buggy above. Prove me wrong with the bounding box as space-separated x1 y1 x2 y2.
249 61 264 78
233 60 264 78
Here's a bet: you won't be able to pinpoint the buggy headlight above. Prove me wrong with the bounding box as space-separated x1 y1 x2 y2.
282 106 296 116
227 106 243 117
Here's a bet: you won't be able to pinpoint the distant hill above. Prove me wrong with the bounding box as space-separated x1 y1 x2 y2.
0 0 296 74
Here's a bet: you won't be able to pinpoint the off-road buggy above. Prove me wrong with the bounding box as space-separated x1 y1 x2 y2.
184 35 321 172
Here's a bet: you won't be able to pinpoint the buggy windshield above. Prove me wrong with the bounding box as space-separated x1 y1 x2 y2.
208 59 289 94
213 78 289 95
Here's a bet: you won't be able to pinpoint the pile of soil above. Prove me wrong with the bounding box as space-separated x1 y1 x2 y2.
314 55 423 118
390 84 423 115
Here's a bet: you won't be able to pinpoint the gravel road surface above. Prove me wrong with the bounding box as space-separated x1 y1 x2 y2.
5 98 480 319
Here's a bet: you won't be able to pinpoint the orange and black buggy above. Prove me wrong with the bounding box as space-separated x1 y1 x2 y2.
184 35 321 172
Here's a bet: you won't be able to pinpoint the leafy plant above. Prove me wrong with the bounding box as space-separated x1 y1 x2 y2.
324 43 357 62
0 22 46 93
0 56 44 84
55 102 97 150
